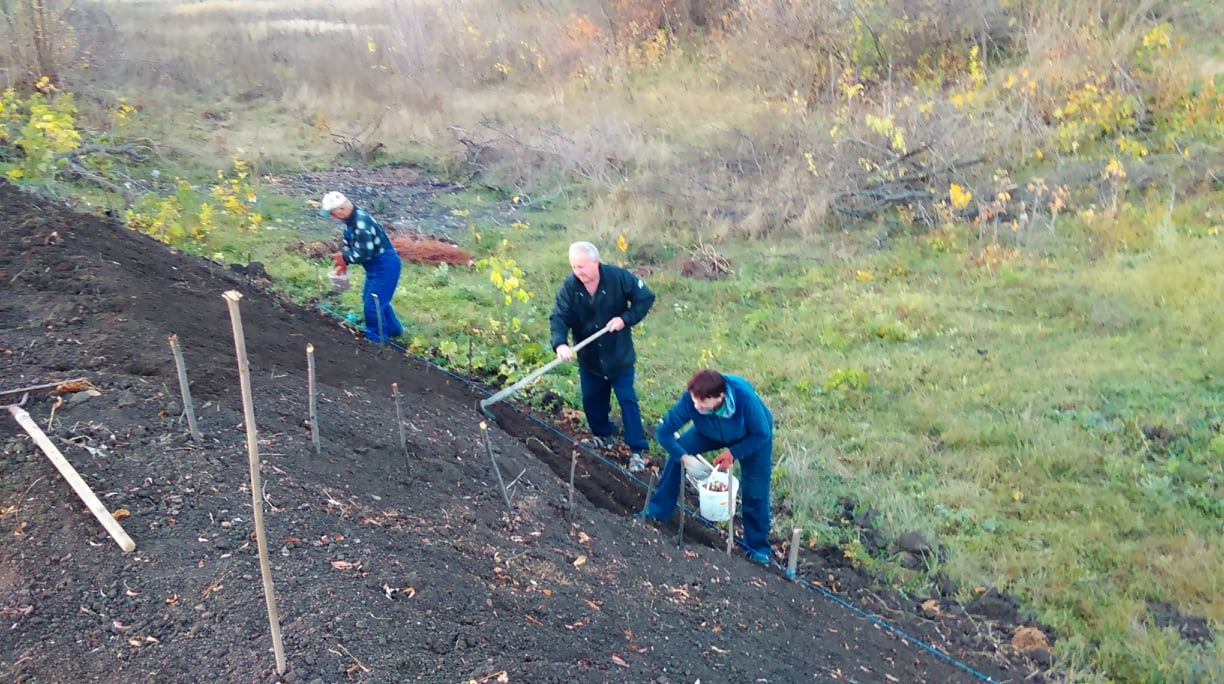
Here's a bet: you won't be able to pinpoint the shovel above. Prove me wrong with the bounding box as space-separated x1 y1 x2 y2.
480 326 609 418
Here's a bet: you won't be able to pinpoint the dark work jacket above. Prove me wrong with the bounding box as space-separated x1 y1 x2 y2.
550 263 655 378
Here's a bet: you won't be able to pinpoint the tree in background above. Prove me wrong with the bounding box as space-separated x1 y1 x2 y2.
0 0 75 90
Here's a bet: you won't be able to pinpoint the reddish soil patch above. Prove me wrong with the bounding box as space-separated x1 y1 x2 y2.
0 181 1045 683
390 237 473 266
282 234 472 268
284 236 472 268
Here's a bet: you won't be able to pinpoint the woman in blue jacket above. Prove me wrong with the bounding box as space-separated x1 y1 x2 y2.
644 369 774 565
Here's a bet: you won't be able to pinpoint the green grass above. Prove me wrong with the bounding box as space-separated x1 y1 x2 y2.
129 178 1224 681
459 216 1220 681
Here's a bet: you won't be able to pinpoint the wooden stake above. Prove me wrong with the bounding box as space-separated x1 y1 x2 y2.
168 335 202 444
677 464 686 548
222 290 286 675
787 528 802 579
392 383 409 474
479 421 513 513
726 466 736 557
636 470 656 528
6 402 136 553
567 450 577 520
306 344 320 455
46 396 62 432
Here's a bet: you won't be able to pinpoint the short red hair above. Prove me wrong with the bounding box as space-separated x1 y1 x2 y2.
686 369 725 399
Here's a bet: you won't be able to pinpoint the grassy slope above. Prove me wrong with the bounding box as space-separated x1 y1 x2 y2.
7 0 1222 680
381 210 1224 681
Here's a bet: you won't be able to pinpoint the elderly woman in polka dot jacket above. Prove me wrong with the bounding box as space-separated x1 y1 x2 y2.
320 191 404 343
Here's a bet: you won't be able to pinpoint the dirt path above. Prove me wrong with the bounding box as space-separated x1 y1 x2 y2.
0 180 1042 683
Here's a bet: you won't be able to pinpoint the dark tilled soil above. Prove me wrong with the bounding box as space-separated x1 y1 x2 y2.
0 180 1041 683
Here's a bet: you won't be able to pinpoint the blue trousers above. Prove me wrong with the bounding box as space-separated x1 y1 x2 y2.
647 428 773 558
579 366 648 451
361 251 404 343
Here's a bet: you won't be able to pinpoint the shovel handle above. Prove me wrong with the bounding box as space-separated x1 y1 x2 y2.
480 327 609 409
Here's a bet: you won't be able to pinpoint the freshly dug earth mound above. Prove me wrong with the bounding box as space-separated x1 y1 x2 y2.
285 237 472 267
0 181 1039 682
390 237 473 266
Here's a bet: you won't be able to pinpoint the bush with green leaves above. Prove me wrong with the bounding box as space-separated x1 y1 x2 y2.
0 79 81 183
124 156 263 247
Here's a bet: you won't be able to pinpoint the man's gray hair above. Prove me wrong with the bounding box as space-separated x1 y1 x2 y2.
569 241 600 262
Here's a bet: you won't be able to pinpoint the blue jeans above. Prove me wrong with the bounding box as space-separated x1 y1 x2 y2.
361 250 404 343
647 428 773 558
579 366 648 452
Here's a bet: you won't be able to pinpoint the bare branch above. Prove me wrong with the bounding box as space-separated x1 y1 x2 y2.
63 160 137 206
54 142 150 163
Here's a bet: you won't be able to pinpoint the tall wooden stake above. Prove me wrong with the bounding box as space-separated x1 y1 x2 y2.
222 291 286 675
307 344 320 455
392 382 409 474
168 335 202 444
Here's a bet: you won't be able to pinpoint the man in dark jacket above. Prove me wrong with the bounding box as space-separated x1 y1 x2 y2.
321 191 404 343
550 241 655 472
645 369 774 565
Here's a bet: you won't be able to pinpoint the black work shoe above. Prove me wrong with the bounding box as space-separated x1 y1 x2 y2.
580 435 614 450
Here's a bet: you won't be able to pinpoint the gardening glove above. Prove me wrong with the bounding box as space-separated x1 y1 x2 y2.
712 449 734 471
681 454 713 482
331 252 347 275
556 344 574 362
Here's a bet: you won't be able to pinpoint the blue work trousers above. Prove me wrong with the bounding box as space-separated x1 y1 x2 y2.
647 429 773 558
361 250 404 343
579 366 649 452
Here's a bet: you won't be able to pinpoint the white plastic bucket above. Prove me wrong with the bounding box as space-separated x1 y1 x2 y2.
327 270 351 292
697 469 739 522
